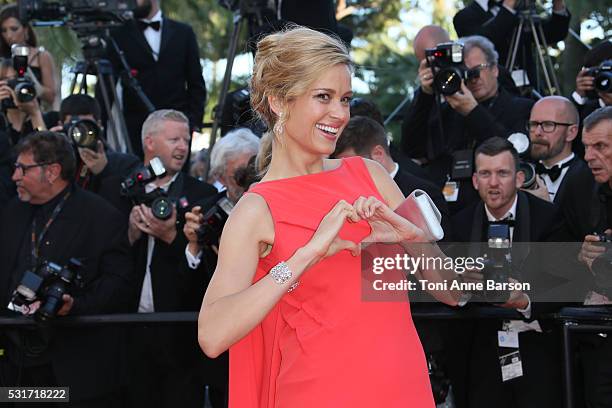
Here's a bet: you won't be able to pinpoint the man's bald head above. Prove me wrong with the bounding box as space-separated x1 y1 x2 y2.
414 25 451 62
532 96 579 125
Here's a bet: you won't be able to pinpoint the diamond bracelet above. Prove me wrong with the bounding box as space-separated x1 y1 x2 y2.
269 261 299 292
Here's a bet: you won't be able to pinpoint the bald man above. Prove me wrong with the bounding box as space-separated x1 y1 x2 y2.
528 96 594 240
413 25 451 62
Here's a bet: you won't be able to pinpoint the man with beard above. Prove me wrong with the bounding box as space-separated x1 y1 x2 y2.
527 96 595 240
107 0 206 159
103 110 216 408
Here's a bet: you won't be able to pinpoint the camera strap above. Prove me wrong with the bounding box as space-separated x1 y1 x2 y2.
30 189 72 266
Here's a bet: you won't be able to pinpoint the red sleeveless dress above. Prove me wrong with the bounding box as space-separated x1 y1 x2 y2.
229 157 434 407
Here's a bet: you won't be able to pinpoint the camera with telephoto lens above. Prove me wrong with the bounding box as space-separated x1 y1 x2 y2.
196 196 235 249
120 157 174 220
507 132 537 189
477 223 512 303
425 42 480 96
1 44 37 110
63 117 102 150
586 59 612 94
10 258 83 321
18 0 136 26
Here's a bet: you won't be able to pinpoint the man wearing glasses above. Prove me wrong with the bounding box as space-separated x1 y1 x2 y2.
0 131 135 406
527 96 594 212
402 35 534 215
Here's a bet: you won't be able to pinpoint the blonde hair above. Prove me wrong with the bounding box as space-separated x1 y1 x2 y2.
250 26 352 172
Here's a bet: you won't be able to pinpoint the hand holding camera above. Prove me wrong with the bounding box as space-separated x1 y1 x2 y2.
578 230 611 270
184 205 203 256
444 81 478 116
418 59 435 95
130 203 178 244
78 140 108 175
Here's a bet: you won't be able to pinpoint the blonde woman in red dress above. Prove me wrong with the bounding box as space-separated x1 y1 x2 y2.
198 26 460 408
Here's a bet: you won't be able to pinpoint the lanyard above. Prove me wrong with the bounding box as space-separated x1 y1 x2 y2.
30 190 71 266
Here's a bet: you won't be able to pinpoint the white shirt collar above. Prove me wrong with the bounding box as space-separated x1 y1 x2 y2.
541 152 575 169
389 162 400 179
485 194 518 222
475 0 490 11
145 172 178 193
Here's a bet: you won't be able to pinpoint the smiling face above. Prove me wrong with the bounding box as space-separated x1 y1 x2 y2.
473 151 524 218
583 120 612 184
278 64 352 157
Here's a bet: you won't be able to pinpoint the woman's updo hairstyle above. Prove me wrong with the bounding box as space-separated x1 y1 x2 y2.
250 25 352 137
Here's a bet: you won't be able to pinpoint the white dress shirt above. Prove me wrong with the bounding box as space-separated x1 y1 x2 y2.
540 152 575 202
140 10 163 61
138 173 178 313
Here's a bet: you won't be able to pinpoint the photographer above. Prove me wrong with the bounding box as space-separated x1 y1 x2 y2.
453 0 570 87
449 137 568 408
571 40 611 156
0 131 135 406
570 106 612 407
401 35 534 214
106 0 206 159
184 127 260 275
0 4 58 109
104 109 216 408
54 94 140 197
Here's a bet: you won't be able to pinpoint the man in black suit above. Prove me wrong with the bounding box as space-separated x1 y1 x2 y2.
574 107 612 408
526 96 595 240
107 0 206 159
111 109 216 408
453 0 570 88
0 131 135 407
401 35 534 215
448 137 570 408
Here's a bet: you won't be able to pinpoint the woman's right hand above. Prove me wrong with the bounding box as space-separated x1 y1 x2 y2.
305 199 361 261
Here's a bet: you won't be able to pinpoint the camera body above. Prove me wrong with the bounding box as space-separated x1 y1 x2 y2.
425 42 479 95
196 196 235 249
10 258 83 321
120 157 174 220
63 117 102 150
507 132 537 189
18 0 136 25
1 44 37 110
586 59 612 94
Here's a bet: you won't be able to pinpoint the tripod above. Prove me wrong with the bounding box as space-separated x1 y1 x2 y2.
69 30 156 153
209 0 278 149
506 4 560 96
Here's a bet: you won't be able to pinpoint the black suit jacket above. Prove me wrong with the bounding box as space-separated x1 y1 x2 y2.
401 87 534 213
453 2 570 73
0 186 135 400
102 173 217 312
108 18 206 154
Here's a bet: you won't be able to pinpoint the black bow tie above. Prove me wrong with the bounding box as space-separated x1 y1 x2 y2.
535 159 574 182
137 20 161 31
488 218 515 227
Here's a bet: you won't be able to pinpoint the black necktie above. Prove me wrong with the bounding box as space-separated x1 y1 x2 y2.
138 20 161 31
535 159 574 182
487 0 499 10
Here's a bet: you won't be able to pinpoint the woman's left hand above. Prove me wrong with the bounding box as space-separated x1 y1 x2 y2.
353 196 425 243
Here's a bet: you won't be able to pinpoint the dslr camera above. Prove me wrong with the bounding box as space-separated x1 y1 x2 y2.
586 59 612 94
10 258 83 321
18 0 136 25
63 117 103 150
1 44 37 110
508 132 537 189
196 196 235 249
121 157 175 220
425 42 480 95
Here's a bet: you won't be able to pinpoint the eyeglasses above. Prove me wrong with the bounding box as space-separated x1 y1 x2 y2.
13 161 53 175
527 121 575 133
466 63 492 80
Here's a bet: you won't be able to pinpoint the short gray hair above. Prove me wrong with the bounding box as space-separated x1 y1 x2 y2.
210 128 260 178
584 106 612 133
460 35 499 66
141 109 189 146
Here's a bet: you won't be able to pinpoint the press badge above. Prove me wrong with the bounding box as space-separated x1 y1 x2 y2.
499 350 523 382
443 181 459 202
497 330 519 348
451 149 474 180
